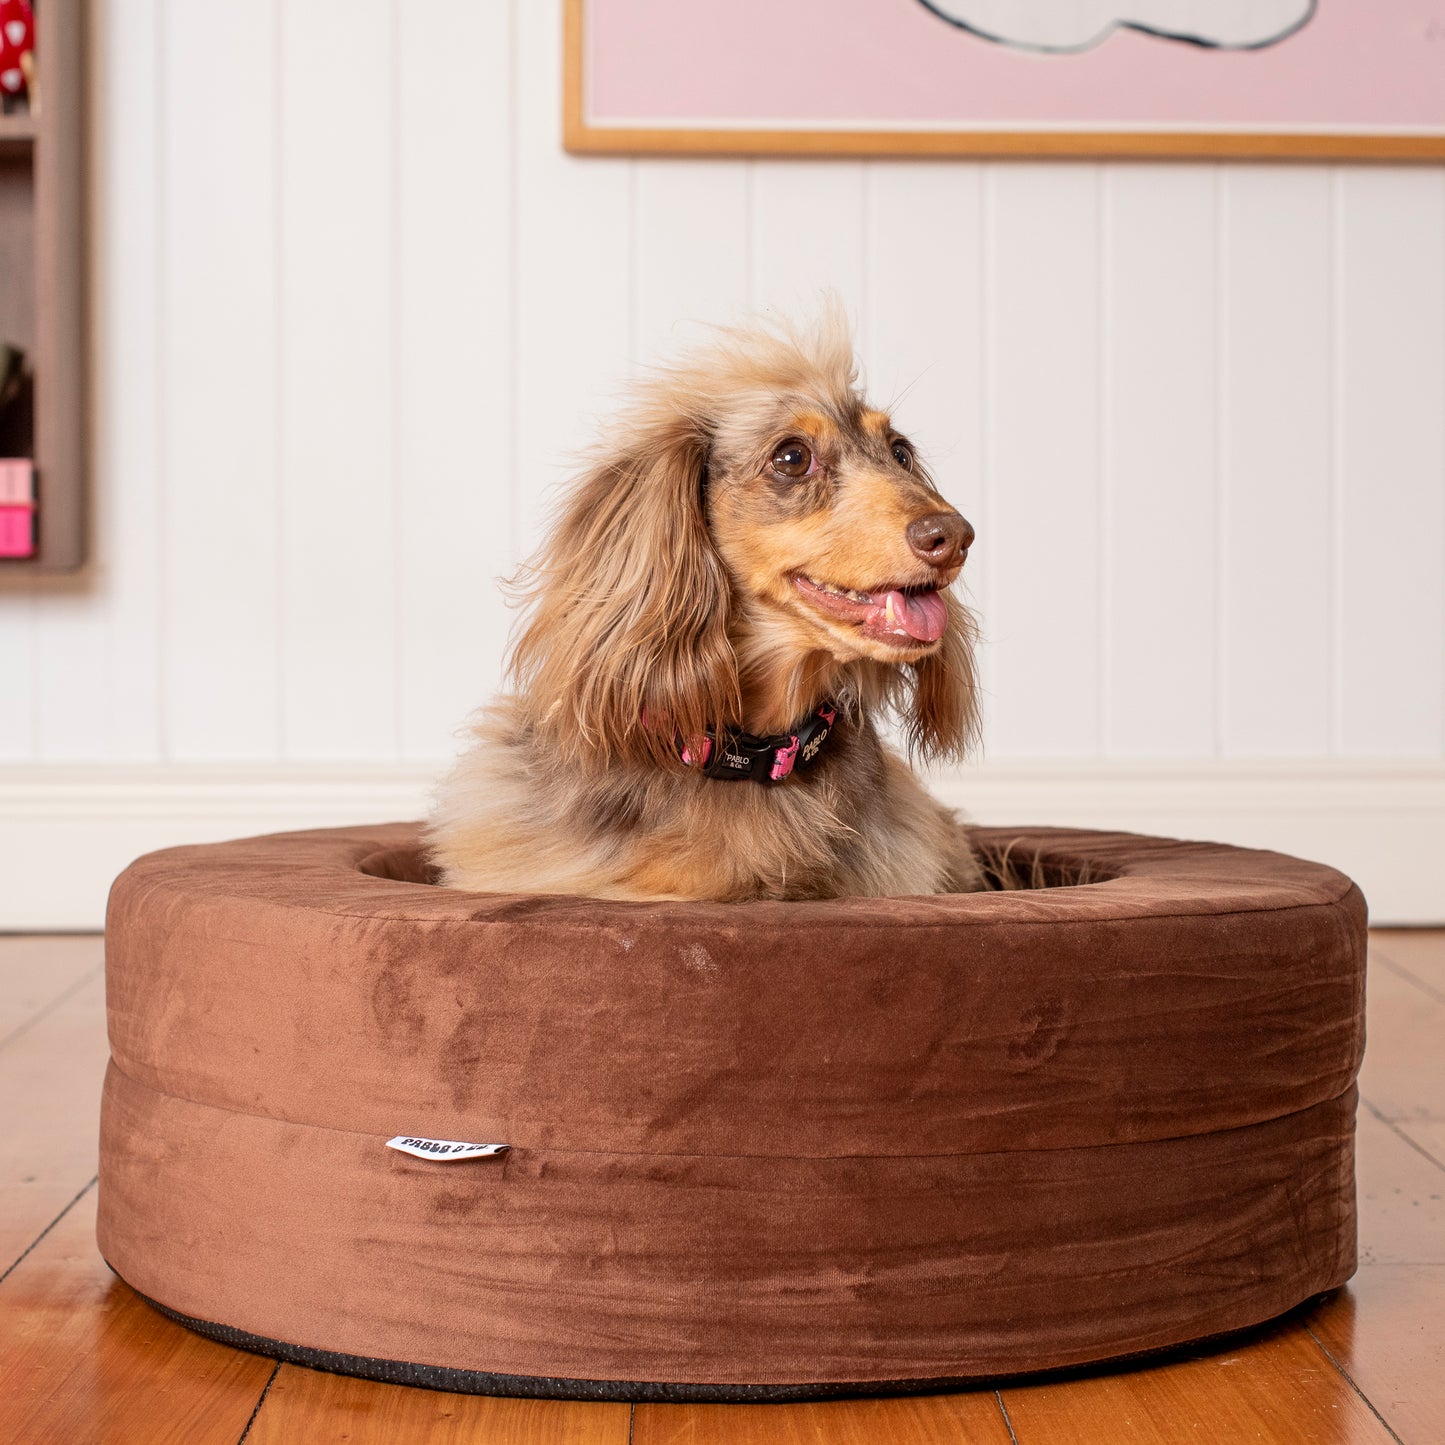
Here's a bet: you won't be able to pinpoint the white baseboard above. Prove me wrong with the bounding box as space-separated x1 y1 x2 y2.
0 764 439 933
0 760 1440 930
935 759 1444 926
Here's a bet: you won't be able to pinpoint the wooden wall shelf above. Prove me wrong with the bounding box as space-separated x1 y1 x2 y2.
0 0 86 572
0 113 38 149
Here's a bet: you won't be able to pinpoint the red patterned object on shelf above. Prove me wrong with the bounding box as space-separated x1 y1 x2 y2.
0 457 36 557
0 0 34 98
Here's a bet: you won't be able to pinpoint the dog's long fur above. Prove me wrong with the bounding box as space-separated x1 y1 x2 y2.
427 308 987 901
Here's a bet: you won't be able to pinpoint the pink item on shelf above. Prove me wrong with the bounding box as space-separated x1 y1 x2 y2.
0 504 36 557
0 459 36 556
0 457 35 504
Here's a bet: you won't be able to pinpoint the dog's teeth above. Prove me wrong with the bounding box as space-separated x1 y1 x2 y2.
803 576 872 604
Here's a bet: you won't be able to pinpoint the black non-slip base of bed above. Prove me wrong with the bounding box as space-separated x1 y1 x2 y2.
120 1270 1335 1406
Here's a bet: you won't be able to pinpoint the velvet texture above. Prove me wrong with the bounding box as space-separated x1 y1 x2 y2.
98 824 1365 1396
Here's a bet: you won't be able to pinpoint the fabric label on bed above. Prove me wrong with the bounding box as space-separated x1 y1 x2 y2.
385 1136 509 1161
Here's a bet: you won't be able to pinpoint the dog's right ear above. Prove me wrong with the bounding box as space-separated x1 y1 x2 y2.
509 412 739 770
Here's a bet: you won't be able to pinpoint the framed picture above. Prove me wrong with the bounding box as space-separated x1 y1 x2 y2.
564 0 1445 160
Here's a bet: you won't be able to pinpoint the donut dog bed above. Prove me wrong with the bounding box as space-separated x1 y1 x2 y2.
98 823 1365 1402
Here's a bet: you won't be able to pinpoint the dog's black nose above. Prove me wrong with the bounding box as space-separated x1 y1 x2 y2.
906 511 973 568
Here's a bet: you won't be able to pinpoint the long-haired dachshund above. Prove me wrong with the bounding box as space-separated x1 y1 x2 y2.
428 307 986 900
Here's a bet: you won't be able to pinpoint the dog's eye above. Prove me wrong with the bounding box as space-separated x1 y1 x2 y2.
771 440 814 479
891 440 914 470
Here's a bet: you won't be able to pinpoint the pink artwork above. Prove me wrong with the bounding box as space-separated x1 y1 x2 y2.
565 0 1445 158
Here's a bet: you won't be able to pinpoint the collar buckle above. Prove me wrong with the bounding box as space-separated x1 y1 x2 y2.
701 731 776 782
695 703 838 785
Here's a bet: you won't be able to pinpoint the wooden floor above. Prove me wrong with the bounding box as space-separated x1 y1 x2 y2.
1 932 1441 1444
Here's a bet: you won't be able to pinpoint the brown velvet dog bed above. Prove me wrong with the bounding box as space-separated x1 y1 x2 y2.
98 823 1365 1403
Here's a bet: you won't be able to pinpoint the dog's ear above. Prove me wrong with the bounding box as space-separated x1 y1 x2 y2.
904 591 981 763
509 414 738 770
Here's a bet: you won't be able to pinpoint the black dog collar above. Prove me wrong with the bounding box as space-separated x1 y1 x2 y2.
680 703 838 784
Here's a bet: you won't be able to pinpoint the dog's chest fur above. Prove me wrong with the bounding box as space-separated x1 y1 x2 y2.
428 701 981 902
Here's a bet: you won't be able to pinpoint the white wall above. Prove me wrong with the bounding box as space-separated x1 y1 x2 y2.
1 0 1442 925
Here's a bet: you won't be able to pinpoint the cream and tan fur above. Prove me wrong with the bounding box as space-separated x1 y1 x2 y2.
428 309 987 901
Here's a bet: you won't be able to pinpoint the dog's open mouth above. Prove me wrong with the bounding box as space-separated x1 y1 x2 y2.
793 574 947 644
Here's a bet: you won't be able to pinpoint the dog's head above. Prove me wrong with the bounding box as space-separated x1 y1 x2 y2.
510 305 980 770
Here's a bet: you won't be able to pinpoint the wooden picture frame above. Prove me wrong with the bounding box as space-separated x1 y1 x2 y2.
563 0 1445 162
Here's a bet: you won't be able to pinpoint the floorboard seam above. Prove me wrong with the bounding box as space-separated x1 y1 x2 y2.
0 961 104 1055
1360 1096 1445 1174
236 1360 281 1445
0 1174 97 1288
1304 1323 1405 1445
627 1401 635 1445
1370 952 1445 1009
995 1389 1020 1444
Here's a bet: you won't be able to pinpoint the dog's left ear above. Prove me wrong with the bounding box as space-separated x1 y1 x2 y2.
905 592 981 763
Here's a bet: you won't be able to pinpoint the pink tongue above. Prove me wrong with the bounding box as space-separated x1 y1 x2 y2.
868 588 947 642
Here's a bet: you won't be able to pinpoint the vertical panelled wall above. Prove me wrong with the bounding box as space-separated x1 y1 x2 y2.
3 0 1444 771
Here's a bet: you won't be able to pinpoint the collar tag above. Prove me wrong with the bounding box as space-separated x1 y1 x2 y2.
793 707 836 770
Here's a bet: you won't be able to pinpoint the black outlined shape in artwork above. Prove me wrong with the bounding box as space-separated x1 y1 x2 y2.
915 0 1317 55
